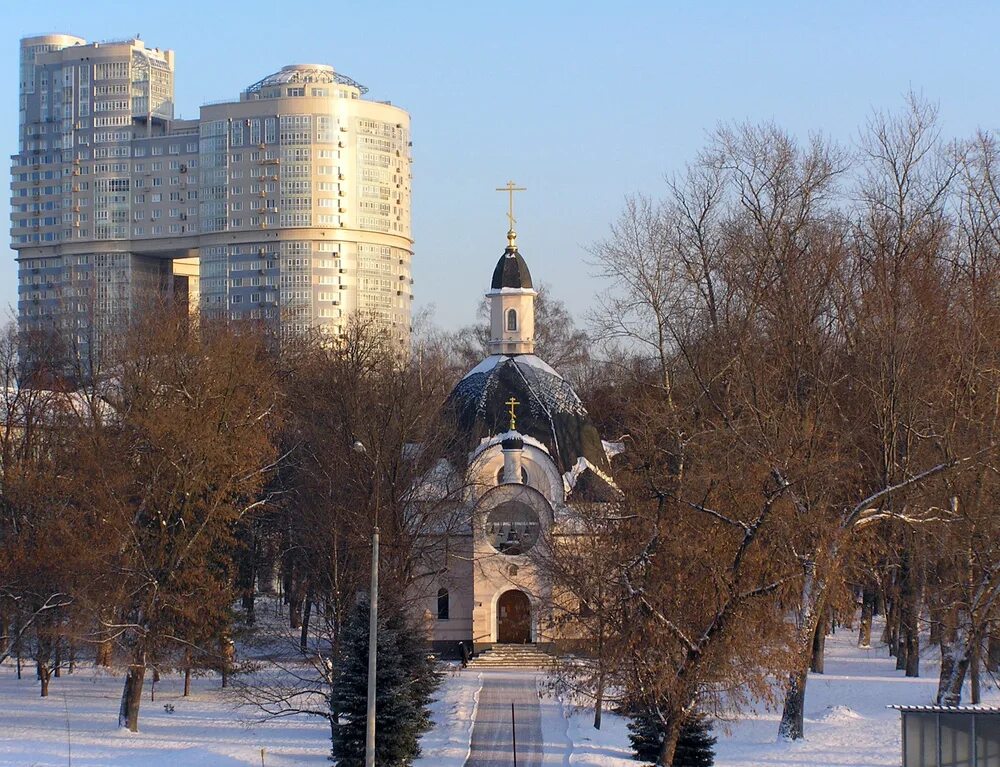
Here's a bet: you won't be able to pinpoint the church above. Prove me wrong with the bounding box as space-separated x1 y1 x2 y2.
419 212 622 657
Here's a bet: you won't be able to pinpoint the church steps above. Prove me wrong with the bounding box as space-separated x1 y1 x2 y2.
466 643 554 669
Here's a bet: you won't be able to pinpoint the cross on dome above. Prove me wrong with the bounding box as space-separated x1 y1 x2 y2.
495 180 526 249
505 397 520 431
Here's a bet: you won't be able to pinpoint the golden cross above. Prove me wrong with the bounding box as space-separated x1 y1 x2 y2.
505 397 520 431
495 180 526 246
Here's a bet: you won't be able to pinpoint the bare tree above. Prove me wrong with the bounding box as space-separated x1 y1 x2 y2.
60 308 282 731
238 315 470 740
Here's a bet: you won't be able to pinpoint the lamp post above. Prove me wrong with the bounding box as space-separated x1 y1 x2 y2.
354 441 379 767
366 525 379 767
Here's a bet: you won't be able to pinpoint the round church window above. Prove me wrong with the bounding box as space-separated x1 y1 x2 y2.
485 500 541 556
495 466 529 485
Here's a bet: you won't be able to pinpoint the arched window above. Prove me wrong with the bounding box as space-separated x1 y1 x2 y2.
506 308 518 331
437 588 450 621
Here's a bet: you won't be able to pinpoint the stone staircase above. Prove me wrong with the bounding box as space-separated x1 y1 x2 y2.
466 643 553 669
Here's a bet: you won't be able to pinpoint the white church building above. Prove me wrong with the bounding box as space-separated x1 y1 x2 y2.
419 227 621 656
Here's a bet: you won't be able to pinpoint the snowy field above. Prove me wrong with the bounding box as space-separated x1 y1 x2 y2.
0 622 995 766
564 623 1000 767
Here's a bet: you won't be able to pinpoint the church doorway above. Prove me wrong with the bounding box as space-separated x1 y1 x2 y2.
496 590 532 643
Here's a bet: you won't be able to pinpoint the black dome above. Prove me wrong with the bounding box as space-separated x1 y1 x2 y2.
491 246 533 290
447 354 610 476
501 432 524 451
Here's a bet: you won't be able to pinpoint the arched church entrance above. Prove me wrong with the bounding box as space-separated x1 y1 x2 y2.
496 590 532 644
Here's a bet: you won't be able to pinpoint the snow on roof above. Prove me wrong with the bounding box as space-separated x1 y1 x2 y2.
562 455 620 496
461 354 506 381
469 431 551 463
511 354 561 377
602 440 625 460
889 705 1000 713
409 457 462 501
449 353 609 476
460 354 562 382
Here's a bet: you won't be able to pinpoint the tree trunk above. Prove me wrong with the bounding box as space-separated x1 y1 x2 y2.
68 641 75 674
778 667 808 741
884 597 899 656
39 663 51 697
594 621 605 730
0 612 7 656
859 586 875 648
987 633 1000 674
971 639 981 705
289 589 303 630
220 638 235 688
899 552 921 677
937 622 971 706
12 616 22 678
242 590 256 625
96 639 113 667
282 564 292 606
779 574 825 742
593 668 604 730
118 661 146 732
810 620 826 674
929 601 943 647
54 638 61 678
36 631 52 693
656 714 684 767
184 649 192 697
300 589 313 654
840 606 852 630
904 623 920 677
151 667 160 702
938 615 958 704
895 600 909 671
895 613 907 670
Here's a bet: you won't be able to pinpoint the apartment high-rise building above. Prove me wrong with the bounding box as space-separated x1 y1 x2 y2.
10 35 413 358
198 64 412 334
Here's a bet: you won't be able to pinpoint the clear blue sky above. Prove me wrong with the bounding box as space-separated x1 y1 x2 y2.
5 1 1000 329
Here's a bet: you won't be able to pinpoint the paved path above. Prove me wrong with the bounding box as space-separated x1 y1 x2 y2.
465 672 543 767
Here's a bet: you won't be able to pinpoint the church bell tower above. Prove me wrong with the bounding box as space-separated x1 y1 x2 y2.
488 181 536 356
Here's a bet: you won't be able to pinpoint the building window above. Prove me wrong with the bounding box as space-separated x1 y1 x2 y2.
506 308 517 331
437 588 449 621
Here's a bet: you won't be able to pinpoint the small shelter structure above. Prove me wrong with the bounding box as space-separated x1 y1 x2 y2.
892 705 1000 767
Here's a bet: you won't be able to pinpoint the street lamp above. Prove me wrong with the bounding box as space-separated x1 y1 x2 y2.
353 440 378 767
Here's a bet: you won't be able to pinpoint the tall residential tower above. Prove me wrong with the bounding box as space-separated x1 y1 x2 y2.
10 35 412 357
198 64 412 334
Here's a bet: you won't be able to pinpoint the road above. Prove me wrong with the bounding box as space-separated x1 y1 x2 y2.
465 672 543 767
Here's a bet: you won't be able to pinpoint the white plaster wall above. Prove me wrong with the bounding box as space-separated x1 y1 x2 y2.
488 288 535 355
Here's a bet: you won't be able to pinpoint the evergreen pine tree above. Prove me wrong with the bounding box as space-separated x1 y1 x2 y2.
628 706 716 766
671 714 715 767
331 599 441 767
628 704 665 764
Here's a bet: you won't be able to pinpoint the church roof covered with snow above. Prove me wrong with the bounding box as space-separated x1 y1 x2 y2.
447 353 612 479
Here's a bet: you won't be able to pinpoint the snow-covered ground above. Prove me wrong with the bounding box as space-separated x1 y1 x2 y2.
414 666 480 767
0 662 330 766
1 622 995 766
561 621 1000 766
